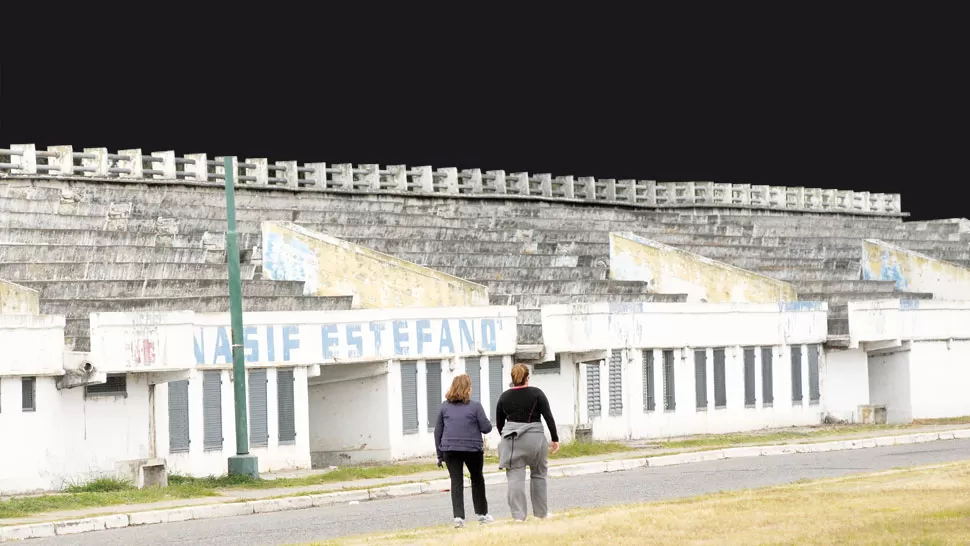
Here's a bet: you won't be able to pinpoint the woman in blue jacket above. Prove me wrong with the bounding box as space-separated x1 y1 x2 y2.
434 373 494 528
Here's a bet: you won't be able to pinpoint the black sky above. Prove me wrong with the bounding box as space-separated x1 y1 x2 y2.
2 10 965 221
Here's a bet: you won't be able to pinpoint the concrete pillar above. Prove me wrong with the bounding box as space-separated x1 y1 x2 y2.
437 167 459 194
637 180 656 206
695 182 714 203
653 181 671 206
509 172 530 195
215 156 239 185
304 162 327 188
750 185 769 207
767 186 785 208
731 183 751 206
47 145 74 175
602 178 617 201
853 191 870 212
357 164 381 190
486 170 506 194
383 165 407 192
461 168 483 193
804 188 822 210
533 174 553 197
835 190 852 211
118 149 143 179
276 161 298 188
184 154 208 182
787 187 806 209
81 148 109 177
821 189 836 209
559 175 575 199
578 177 596 200
617 179 636 203
246 158 269 185
885 194 901 214
409 166 433 193
331 163 353 190
9 144 37 174
151 151 177 179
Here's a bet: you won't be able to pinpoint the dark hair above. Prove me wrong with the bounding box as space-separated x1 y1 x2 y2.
510 363 530 387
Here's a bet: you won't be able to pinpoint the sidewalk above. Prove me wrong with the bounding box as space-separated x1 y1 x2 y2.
2 424 970 541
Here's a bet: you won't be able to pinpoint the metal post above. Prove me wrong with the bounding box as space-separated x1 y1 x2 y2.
224 156 259 478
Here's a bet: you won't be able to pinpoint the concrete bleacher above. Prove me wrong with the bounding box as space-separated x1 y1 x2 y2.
2 144 968 352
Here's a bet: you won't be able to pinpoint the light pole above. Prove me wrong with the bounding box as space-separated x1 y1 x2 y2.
224 156 259 478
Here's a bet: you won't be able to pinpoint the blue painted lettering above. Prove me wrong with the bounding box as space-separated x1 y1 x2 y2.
213 327 232 364
480 319 496 351
321 324 338 359
194 328 205 365
244 326 259 363
439 320 455 354
415 319 431 354
458 320 474 351
266 325 276 361
283 326 300 361
369 322 386 354
346 324 363 357
393 321 410 356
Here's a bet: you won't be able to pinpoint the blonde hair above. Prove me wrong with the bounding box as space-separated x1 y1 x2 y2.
510 364 530 387
445 374 472 403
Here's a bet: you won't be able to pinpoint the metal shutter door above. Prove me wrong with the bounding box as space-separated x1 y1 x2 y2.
761 347 774 405
642 350 655 412
586 362 601 418
488 356 504 421
426 361 442 429
662 350 676 411
202 371 223 451
791 345 803 403
808 344 820 402
713 348 727 408
743 347 756 407
168 380 191 453
694 350 707 409
277 368 296 443
608 350 623 416
400 361 419 434
249 370 269 447
467 357 481 403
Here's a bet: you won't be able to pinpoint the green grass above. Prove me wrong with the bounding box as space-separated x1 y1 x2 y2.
550 440 633 459
0 481 218 520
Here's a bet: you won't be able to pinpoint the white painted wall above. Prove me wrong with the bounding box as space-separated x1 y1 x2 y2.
821 348 870 422
308 362 391 465
908 340 970 419
153 366 312 477
528 357 578 443
867 349 912 424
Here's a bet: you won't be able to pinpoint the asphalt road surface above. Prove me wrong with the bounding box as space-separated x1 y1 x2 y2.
31 439 970 546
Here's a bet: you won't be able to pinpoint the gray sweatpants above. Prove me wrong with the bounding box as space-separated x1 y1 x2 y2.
505 434 549 520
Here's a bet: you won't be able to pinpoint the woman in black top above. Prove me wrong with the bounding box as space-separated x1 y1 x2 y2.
495 364 559 521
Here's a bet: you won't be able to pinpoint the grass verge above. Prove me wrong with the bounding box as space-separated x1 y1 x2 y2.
320 460 970 545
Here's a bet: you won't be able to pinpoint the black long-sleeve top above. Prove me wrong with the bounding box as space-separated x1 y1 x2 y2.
495 386 559 442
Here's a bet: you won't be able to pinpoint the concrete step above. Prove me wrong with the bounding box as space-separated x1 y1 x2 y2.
647 232 968 249
0 210 266 234
793 280 898 294
683 243 970 262
343 237 609 257
394 252 609 269
0 227 258 249
41 294 353 319
751 268 859 282
799 291 934 304
720 257 858 270
481 280 652 296
0 262 257 281
430 266 609 282
17 279 306 299
489 292 689 309
0 244 227 264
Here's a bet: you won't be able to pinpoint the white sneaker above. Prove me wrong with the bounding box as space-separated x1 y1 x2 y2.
454 517 465 528
477 514 494 525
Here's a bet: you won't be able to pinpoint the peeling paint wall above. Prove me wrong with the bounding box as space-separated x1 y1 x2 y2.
861 239 970 300
609 232 797 303
262 221 489 308
0 279 40 315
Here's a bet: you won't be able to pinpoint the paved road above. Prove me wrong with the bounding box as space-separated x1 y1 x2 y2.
32 439 970 546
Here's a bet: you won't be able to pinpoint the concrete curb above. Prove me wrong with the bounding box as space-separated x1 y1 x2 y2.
3 428 970 542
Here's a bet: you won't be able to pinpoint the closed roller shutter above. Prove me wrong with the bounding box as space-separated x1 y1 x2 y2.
249 370 269 447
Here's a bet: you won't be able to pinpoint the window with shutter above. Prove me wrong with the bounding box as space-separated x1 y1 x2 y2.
608 350 623 416
277 368 297 444
488 356 504 421
743 347 756 407
400 361 419 434
249 369 269 447
761 347 774 406
533 358 560 374
586 362 601 418
808 344 821 403
466 357 481 403
85 374 128 398
202 371 223 451
662 350 676 411
791 345 803 404
21 377 36 412
168 380 190 453
642 350 655 412
694 349 707 410
713 348 727 408
426 361 442 428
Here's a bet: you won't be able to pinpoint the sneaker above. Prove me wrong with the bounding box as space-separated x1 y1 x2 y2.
454 517 465 528
477 514 494 525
